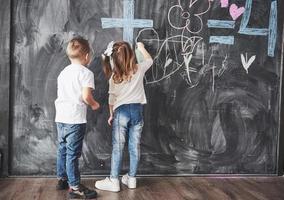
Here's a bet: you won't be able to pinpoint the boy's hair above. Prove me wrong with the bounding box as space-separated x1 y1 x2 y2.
66 37 91 59
103 41 137 83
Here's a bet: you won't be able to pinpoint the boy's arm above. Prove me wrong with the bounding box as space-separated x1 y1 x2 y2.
82 87 100 110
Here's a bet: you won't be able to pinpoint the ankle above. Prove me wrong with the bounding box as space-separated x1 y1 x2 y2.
70 185 79 190
110 177 119 181
57 177 67 181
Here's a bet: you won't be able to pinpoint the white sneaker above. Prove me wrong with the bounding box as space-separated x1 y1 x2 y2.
95 177 120 192
121 174 137 189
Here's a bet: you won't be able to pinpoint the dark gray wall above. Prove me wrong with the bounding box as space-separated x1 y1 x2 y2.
0 0 10 177
7 0 284 175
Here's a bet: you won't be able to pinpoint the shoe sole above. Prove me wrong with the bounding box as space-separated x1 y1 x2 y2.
121 179 136 189
68 193 97 199
95 183 120 192
68 196 97 200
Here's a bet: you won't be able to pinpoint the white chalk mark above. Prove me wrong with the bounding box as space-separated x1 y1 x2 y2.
184 54 193 83
218 54 228 77
202 42 205 66
241 53 256 74
212 63 215 92
165 57 173 68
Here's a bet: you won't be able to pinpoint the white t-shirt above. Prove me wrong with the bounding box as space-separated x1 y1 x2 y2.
109 59 153 110
55 63 95 124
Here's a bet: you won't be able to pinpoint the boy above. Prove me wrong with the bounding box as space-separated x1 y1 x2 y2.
55 37 100 199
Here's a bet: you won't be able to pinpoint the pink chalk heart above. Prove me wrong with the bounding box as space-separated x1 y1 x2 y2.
229 4 245 20
221 0 229 8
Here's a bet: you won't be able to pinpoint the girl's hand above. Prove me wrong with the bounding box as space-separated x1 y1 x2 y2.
108 115 113 126
136 42 144 50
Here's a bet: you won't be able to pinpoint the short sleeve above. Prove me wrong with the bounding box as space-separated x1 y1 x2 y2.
139 58 153 73
81 71 95 89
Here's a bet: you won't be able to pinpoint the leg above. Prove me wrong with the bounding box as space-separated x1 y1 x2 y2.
110 107 129 178
128 104 144 177
56 123 67 180
65 124 86 188
128 121 143 177
95 106 129 192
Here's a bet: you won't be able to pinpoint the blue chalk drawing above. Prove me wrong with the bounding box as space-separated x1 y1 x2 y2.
268 1 277 57
101 0 153 45
238 0 277 57
207 20 235 29
207 20 235 45
209 36 235 45
239 0 269 35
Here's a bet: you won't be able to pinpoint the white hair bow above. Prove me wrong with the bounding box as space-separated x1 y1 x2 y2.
104 41 114 56
102 41 115 70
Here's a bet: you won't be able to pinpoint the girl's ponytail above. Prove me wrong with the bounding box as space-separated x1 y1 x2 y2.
102 55 112 80
102 41 137 83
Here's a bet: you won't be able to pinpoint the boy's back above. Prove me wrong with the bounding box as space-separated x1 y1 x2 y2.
55 63 94 124
55 37 98 199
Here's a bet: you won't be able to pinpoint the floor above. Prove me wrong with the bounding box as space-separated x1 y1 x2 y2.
0 177 284 200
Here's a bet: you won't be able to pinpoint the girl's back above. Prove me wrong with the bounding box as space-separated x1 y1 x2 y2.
109 59 153 110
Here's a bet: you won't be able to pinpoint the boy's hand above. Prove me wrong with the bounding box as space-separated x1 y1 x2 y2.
82 87 100 110
108 115 113 126
91 102 100 110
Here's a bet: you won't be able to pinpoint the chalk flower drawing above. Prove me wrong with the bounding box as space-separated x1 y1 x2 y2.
136 0 212 87
168 0 211 34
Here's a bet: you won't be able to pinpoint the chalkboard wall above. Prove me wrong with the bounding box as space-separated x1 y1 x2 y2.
0 0 11 176
2 0 283 175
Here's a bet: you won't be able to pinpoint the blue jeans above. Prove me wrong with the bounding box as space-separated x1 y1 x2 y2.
110 104 144 178
56 123 86 187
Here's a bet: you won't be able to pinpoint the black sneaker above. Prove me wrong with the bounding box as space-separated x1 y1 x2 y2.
68 184 97 199
56 179 69 190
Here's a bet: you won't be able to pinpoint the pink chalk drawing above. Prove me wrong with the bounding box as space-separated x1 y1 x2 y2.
221 0 229 8
229 4 245 20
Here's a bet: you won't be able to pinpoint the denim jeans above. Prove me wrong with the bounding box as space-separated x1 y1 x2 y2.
110 103 144 178
56 123 86 187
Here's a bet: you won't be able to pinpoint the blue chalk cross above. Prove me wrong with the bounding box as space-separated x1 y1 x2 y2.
101 0 153 45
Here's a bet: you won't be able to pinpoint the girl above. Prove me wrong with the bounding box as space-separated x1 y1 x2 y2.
95 41 153 192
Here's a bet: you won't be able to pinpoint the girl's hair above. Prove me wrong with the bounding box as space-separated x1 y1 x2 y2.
103 41 137 83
